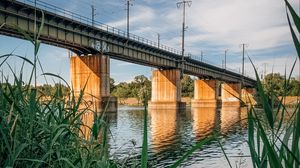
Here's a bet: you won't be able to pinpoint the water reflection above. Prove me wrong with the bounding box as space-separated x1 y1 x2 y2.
149 109 177 153
240 107 248 128
192 107 216 139
107 106 254 167
220 107 241 134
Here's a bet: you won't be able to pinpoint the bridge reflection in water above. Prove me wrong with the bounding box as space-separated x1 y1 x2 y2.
191 107 216 139
98 106 250 167
149 109 177 153
220 107 241 134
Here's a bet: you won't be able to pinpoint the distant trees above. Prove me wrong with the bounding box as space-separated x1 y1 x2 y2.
263 73 300 96
181 74 194 97
112 75 151 104
36 83 70 98
111 74 195 103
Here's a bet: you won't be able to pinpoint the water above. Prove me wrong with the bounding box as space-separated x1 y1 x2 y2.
107 106 253 167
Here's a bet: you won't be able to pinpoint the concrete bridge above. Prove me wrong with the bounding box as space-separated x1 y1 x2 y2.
0 0 256 111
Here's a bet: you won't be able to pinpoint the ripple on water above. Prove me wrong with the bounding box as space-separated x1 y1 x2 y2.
107 106 254 167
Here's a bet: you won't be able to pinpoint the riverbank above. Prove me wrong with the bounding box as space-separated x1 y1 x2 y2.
118 97 192 106
118 96 300 107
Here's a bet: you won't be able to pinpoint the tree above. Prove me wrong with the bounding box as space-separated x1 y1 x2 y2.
132 75 151 104
181 75 194 97
263 73 285 96
263 73 300 96
111 82 131 104
289 78 300 96
111 75 151 105
110 77 116 93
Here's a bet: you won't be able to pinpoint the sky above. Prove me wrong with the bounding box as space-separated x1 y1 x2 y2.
0 0 299 84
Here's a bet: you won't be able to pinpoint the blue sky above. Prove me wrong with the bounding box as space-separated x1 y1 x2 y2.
0 0 299 84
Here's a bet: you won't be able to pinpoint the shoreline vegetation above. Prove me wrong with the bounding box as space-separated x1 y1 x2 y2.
117 96 300 107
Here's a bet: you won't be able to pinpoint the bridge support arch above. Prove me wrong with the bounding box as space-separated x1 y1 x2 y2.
70 54 117 113
148 69 186 109
221 82 241 107
191 79 218 107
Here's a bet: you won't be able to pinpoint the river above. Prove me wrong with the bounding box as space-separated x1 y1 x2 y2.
106 106 253 167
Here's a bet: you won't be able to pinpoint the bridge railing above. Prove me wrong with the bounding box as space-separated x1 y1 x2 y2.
19 0 182 55
18 0 255 80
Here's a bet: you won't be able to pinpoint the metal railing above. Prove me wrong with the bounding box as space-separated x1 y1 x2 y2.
19 0 182 55
17 0 254 79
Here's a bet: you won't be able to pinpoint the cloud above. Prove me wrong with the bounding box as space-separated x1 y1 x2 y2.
11 0 298 83
115 62 134 67
226 55 299 78
107 5 155 29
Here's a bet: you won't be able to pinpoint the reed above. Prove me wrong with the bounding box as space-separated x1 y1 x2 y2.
0 12 117 168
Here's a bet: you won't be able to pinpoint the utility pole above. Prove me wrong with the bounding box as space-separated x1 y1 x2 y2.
91 5 96 27
201 51 203 62
224 49 228 69
240 43 248 76
126 0 134 39
34 0 37 87
177 0 192 78
157 33 160 48
263 63 267 79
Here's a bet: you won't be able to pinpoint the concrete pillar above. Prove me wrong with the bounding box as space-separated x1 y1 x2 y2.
241 88 257 106
70 55 117 139
148 69 186 109
191 80 217 107
221 82 241 107
70 54 117 112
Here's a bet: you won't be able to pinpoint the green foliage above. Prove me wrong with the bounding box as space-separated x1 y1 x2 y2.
263 73 300 97
0 13 117 167
0 58 118 168
36 83 70 97
133 75 151 104
242 1 300 167
111 82 131 103
112 75 151 105
181 74 194 97
141 103 148 168
110 78 116 93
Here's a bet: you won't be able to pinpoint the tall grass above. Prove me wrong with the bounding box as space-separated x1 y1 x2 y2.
235 1 300 167
0 10 117 168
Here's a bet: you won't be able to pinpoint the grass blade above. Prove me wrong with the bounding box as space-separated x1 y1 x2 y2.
141 104 148 168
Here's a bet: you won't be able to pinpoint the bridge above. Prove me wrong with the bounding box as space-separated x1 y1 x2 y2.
0 0 257 111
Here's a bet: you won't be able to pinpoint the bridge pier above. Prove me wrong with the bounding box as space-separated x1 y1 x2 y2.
221 82 241 107
241 88 257 106
148 69 186 109
70 55 117 113
191 80 218 107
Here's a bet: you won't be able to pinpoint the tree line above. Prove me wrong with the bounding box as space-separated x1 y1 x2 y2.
262 73 300 96
4 73 296 103
110 74 194 104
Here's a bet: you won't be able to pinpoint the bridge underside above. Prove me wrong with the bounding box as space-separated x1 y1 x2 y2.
0 0 256 87
0 0 258 112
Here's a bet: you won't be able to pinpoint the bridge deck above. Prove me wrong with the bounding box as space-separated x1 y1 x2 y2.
0 0 256 87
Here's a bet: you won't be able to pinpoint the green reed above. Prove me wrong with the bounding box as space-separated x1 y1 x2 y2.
231 1 300 167
0 10 117 168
